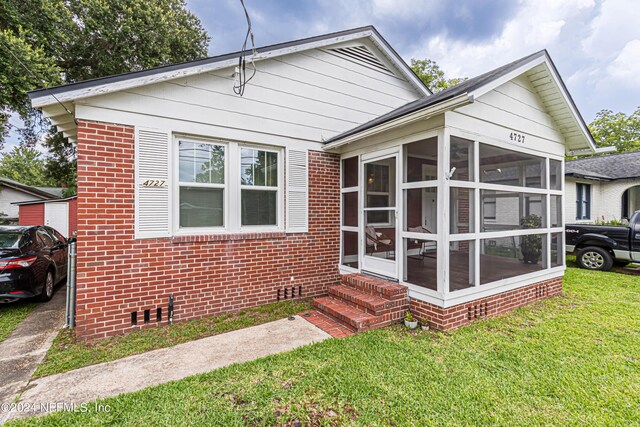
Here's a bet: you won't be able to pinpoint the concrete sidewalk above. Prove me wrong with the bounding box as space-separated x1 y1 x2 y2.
6 315 330 421
0 287 66 419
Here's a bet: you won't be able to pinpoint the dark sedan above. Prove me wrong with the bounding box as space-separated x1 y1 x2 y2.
0 226 68 303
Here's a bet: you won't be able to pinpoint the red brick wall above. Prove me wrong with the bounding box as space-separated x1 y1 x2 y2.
68 197 78 236
75 120 340 341
410 276 563 330
18 203 44 226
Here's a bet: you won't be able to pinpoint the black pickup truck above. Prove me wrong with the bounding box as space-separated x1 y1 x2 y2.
566 211 640 271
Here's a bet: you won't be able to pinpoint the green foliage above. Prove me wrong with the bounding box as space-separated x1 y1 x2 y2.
41 132 76 197
0 145 56 186
0 301 36 343
404 311 414 322
588 107 640 154
410 58 467 93
519 214 543 263
14 268 640 426
1 0 211 187
593 217 627 226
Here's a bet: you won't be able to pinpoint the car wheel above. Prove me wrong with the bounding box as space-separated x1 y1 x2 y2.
39 270 54 302
576 246 614 271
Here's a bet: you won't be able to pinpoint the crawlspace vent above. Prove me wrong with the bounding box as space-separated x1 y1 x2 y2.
328 45 393 74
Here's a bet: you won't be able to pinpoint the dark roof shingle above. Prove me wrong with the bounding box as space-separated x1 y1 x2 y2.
565 151 640 181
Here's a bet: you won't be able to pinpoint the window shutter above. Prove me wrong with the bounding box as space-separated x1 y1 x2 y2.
286 148 308 233
135 128 171 239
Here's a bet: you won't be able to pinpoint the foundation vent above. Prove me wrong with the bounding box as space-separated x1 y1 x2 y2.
535 284 549 298
277 286 303 302
468 302 489 320
131 306 165 325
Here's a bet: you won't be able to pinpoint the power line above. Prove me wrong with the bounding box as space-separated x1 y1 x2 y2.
0 39 77 124
233 0 257 96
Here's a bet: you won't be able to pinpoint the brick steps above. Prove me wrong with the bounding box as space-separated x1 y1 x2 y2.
312 274 408 334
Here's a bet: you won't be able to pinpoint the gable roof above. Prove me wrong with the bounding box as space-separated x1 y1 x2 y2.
0 177 63 199
324 50 596 154
29 26 430 107
566 151 640 181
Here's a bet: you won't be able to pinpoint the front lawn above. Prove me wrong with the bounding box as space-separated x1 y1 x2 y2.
13 267 640 426
0 301 36 343
33 298 313 379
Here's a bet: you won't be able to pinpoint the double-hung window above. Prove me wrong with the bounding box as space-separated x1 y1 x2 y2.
240 148 279 226
178 140 226 228
176 138 282 232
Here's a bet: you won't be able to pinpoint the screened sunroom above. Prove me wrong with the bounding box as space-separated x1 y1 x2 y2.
326 52 596 308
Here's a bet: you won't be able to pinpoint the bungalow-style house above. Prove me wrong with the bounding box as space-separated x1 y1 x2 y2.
0 177 63 224
565 151 640 223
28 26 596 341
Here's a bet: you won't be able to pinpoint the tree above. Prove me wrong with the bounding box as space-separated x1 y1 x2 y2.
1 0 211 189
0 145 55 186
410 59 467 93
588 107 640 153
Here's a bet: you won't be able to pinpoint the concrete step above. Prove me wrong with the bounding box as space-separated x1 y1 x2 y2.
341 273 408 300
313 297 378 332
327 284 396 316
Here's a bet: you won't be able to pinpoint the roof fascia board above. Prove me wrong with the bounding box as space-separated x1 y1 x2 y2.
323 93 471 150
0 181 57 199
467 55 546 99
368 31 431 96
31 29 386 108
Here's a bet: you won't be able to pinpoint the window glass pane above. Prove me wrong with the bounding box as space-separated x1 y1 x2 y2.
342 192 358 227
450 136 474 181
405 137 437 183
551 232 563 268
405 187 437 234
365 221 395 261
241 148 278 187
342 157 358 188
342 231 359 269
480 235 547 284
241 190 277 226
180 187 224 227
550 195 562 227
549 159 562 190
480 190 546 231
479 144 545 188
450 187 474 234
450 241 475 292
179 141 225 184
404 239 437 290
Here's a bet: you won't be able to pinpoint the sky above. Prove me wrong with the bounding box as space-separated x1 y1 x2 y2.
187 0 640 122
5 0 639 151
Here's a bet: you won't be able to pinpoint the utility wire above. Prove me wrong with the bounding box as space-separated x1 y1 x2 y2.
0 40 77 124
233 0 258 96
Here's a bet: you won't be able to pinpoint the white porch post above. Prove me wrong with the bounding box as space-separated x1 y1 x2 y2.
437 128 450 297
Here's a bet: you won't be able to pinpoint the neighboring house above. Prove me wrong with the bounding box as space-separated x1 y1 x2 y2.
0 177 63 223
28 26 596 341
565 151 640 223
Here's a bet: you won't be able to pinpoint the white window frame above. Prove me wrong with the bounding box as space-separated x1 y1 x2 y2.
238 144 283 231
173 136 284 235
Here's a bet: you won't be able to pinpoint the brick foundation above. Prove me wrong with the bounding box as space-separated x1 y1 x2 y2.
410 277 563 330
76 120 341 341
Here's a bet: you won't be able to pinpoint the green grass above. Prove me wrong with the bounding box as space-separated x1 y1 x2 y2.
0 301 36 343
32 298 313 379
13 267 640 426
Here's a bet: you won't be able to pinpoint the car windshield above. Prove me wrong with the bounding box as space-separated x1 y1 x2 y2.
0 233 24 249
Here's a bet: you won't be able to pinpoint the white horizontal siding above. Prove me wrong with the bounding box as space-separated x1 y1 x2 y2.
78 47 422 144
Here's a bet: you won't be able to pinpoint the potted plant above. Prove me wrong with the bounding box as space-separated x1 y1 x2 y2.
420 316 430 330
519 214 542 264
404 311 418 329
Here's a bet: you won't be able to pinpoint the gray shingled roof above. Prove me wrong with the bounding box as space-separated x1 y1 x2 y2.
565 151 640 181
324 50 548 143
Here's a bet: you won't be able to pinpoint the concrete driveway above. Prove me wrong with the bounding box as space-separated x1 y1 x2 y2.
0 286 66 423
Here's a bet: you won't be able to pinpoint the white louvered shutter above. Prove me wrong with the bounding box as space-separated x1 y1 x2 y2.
135 128 171 239
286 148 308 233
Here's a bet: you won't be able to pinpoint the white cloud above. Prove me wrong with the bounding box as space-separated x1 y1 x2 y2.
581 0 640 59
607 39 640 87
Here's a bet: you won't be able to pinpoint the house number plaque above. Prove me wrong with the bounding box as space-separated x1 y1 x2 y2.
141 179 167 187
509 132 526 143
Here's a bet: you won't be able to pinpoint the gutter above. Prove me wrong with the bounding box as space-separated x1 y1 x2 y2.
322 93 473 151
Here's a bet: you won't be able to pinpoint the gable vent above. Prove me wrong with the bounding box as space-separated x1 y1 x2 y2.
328 46 393 75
